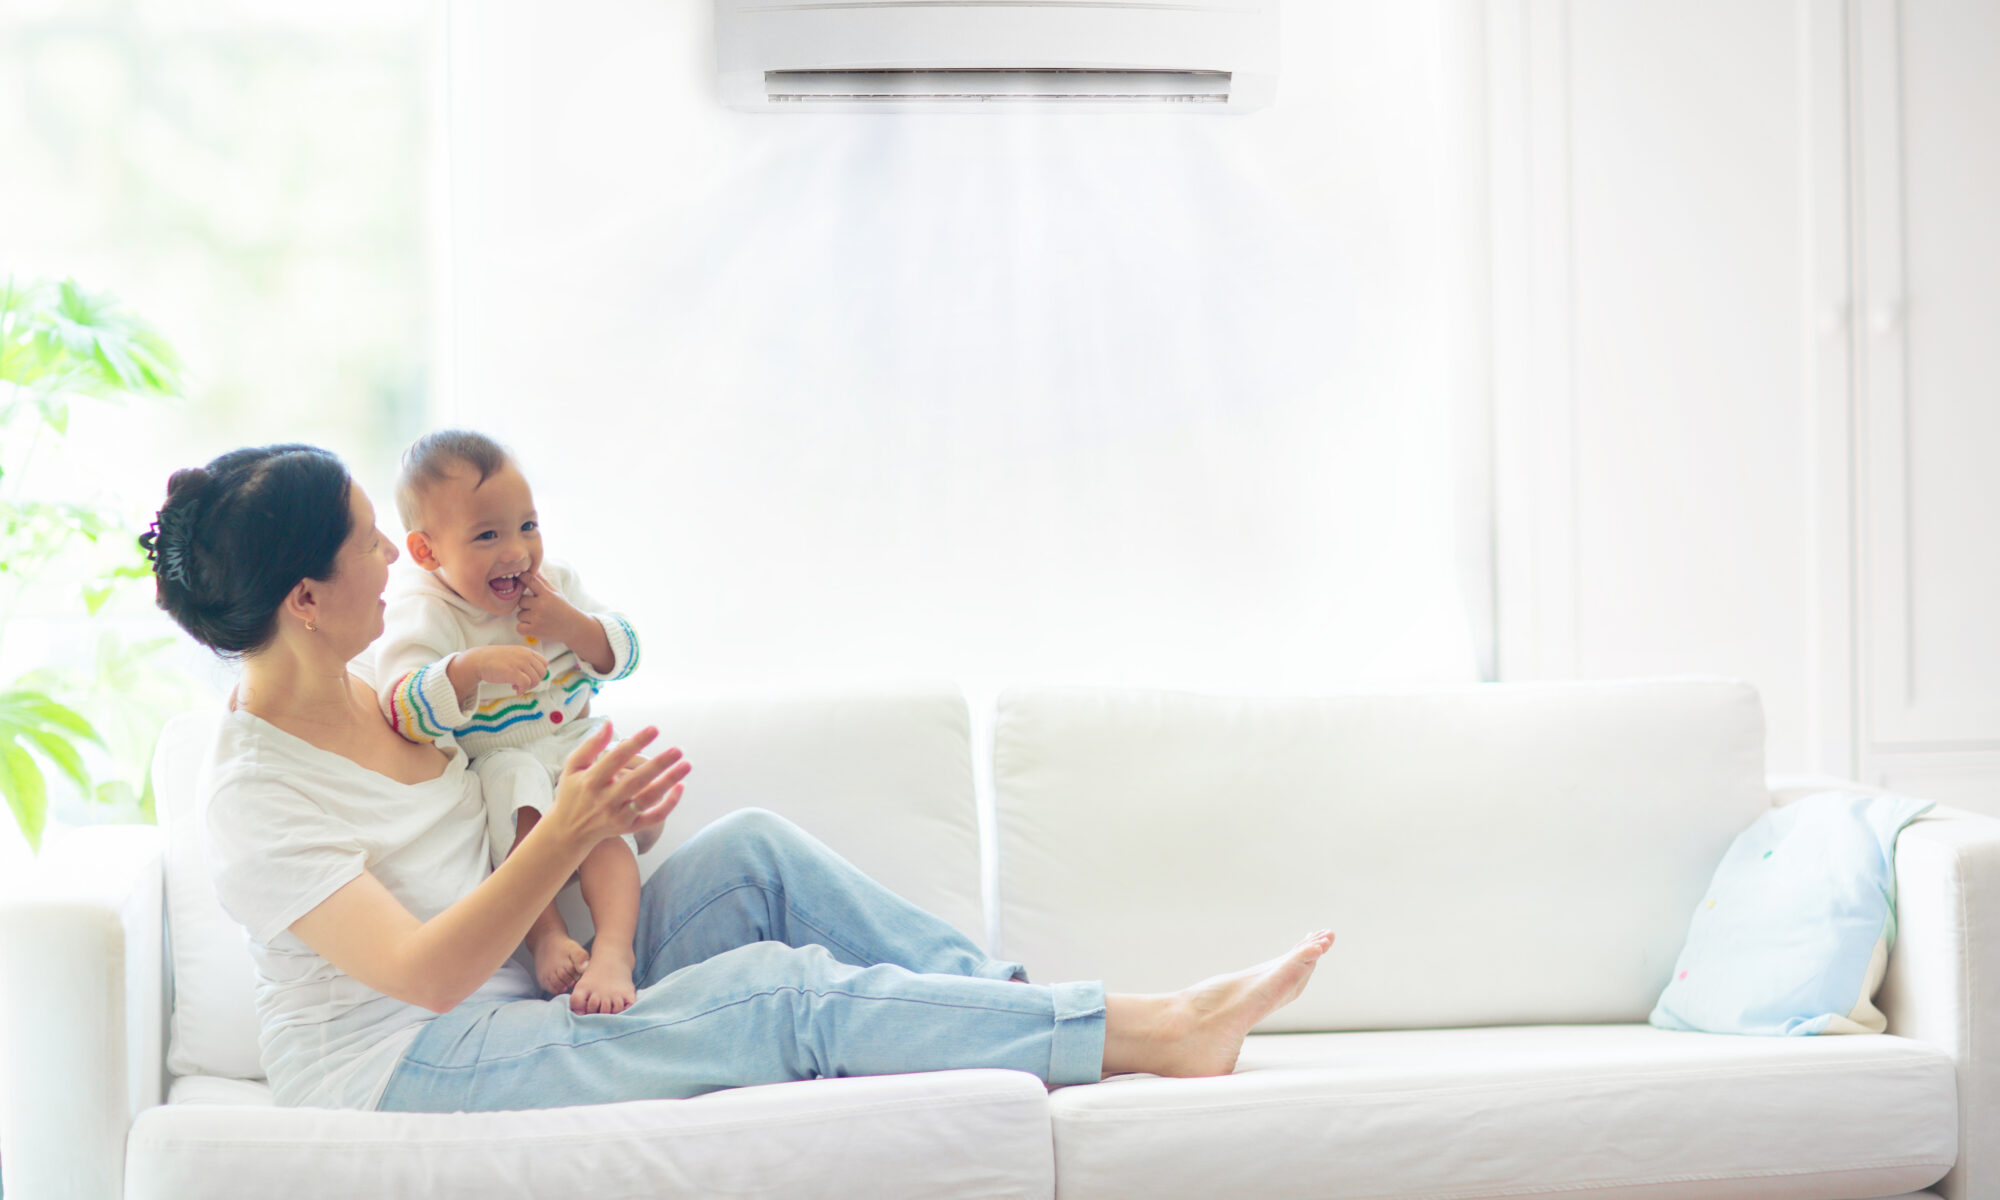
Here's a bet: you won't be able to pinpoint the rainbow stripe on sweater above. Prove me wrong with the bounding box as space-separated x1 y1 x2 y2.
388 663 450 742
603 615 639 680
462 670 598 735
387 665 603 743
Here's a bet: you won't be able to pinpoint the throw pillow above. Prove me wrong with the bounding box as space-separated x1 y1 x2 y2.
1649 790 1934 1036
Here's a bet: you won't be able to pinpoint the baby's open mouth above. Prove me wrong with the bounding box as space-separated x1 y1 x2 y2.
489 572 524 602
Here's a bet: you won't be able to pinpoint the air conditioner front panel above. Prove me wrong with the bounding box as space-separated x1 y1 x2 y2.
717 1 1278 113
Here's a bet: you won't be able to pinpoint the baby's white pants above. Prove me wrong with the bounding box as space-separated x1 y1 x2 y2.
473 718 635 872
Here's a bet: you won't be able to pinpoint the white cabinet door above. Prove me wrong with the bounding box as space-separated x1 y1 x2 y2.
1854 0 2000 752
1490 0 1826 770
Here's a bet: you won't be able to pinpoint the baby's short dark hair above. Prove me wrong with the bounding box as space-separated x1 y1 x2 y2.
395 429 513 530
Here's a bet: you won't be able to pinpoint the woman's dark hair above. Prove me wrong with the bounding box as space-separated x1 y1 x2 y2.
138 444 354 657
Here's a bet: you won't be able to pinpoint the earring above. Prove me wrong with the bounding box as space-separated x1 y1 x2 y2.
304 620 317 632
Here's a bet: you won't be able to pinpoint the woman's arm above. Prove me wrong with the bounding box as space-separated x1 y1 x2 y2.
290 726 687 1012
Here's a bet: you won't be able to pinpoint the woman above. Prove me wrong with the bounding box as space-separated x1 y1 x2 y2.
142 443 1334 1112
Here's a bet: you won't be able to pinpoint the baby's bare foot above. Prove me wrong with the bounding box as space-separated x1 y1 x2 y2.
532 935 590 997
571 949 637 1015
1162 930 1335 1078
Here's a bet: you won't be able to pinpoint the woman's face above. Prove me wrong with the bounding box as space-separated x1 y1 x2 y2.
311 484 400 655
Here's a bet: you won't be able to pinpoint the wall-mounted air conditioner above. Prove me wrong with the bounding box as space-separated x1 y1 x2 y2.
716 0 1279 114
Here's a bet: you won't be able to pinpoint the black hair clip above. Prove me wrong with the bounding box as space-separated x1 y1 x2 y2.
140 504 199 585
139 518 165 568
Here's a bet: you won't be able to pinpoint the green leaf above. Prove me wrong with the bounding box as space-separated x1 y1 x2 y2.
16 724 91 796
0 689 59 721
0 690 101 745
11 636 194 832
36 391 69 434
129 328 185 394
0 739 48 853
0 276 50 391
0 275 182 403
30 701 100 744
45 278 185 400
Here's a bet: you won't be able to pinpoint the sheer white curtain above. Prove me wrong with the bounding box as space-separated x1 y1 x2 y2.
444 1 1478 699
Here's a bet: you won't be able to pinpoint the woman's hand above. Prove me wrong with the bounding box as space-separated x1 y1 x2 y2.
632 807 668 856
546 723 689 850
628 767 670 855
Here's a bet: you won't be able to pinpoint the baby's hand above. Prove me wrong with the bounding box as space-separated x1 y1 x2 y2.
467 645 548 695
516 569 588 645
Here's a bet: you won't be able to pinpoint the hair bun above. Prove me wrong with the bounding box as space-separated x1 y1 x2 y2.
164 466 214 504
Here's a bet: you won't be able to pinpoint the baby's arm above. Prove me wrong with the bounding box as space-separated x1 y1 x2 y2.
378 596 548 743
518 563 639 683
376 597 475 744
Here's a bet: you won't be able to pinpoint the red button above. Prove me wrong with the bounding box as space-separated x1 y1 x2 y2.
549 712 563 724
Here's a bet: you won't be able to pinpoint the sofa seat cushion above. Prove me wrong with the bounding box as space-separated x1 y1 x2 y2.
1048 1025 1956 1200
130 1069 1053 1200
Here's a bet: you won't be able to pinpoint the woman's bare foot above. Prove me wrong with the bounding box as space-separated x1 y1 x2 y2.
1104 930 1336 1079
531 933 591 997
571 948 637 1015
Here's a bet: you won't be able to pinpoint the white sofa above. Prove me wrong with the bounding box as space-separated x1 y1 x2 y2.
2 677 1994 1200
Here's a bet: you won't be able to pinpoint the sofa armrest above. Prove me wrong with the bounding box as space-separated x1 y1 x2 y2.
1877 804 2000 1200
1 825 166 1200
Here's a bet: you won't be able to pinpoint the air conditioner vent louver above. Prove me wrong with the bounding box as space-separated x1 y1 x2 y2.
766 69 1231 104
719 0 1277 113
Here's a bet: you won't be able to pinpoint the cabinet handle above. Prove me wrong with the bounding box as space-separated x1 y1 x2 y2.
1871 298 1904 335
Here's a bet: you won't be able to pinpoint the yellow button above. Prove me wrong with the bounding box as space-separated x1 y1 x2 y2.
1707 899 1716 910
524 636 539 645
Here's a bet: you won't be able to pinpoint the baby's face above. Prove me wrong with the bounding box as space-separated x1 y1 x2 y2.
413 460 543 616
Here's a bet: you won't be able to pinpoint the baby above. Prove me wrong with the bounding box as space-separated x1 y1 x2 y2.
376 429 657 1015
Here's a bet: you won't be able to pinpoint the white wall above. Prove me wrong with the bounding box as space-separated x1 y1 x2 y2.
1490 0 1820 770
443 1 1480 698
1489 0 2000 811
446 0 2000 805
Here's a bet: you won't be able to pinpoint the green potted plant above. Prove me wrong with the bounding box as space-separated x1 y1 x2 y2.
0 276 189 853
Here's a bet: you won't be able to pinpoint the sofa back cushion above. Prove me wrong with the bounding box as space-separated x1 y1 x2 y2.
992 678 1770 1032
158 708 259 1079
549 685 987 950
160 685 984 1081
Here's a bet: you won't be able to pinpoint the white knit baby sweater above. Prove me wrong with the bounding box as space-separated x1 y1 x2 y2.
374 560 639 756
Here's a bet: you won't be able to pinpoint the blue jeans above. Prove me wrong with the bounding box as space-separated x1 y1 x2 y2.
376 808 1107 1112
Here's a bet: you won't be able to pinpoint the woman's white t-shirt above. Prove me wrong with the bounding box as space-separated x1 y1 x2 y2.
204 707 541 1109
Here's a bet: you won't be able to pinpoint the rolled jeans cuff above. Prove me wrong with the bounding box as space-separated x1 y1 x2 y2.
1046 980 1107 1087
